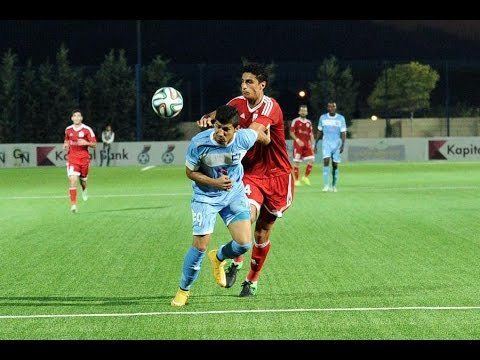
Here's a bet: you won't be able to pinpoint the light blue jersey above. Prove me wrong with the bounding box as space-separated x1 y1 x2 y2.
318 113 347 145
186 128 258 201
185 128 258 235
318 113 347 162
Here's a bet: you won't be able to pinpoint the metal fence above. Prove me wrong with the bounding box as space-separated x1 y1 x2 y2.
1 59 480 142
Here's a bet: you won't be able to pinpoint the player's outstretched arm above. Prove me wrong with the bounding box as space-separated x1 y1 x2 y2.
249 122 271 145
186 167 232 190
197 110 217 128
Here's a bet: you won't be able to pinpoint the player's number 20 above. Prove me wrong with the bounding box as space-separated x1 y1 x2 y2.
192 211 203 227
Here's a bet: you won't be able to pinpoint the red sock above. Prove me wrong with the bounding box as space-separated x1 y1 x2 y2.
305 163 313 177
246 241 271 283
69 187 77 204
293 166 299 180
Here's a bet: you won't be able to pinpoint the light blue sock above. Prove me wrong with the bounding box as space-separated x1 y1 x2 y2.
323 166 330 187
217 240 252 261
179 246 206 291
332 168 339 187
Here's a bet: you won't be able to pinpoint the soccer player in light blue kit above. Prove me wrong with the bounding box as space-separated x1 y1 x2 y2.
171 105 270 307
314 102 347 192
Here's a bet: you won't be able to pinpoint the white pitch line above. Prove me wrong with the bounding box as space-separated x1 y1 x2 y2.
141 166 156 171
300 185 480 193
1 185 478 201
0 193 191 200
1 305 480 320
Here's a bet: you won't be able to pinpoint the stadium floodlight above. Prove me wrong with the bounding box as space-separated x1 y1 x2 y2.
298 90 306 98
371 115 378 121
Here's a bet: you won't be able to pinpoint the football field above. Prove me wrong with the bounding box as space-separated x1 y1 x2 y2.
1 162 480 339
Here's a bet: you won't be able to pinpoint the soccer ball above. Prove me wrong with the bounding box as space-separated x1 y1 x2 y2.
151 87 183 118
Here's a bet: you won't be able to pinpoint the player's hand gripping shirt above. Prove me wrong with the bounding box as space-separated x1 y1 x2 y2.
186 128 258 203
228 95 291 178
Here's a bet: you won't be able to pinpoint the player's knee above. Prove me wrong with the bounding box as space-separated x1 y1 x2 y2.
250 205 259 223
254 219 274 242
194 243 208 252
254 230 270 245
193 235 209 252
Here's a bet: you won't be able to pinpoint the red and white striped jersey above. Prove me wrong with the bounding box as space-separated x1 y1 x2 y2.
227 95 291 178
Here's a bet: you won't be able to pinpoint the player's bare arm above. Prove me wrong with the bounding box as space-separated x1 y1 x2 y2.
340 131 346 153
249 122 271 145
186 167 232 190
197 110 217 128
314 130 323 152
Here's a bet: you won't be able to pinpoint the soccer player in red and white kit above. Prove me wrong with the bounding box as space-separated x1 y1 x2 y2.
289 104 315 186
63 109 96 213
198 63 294 296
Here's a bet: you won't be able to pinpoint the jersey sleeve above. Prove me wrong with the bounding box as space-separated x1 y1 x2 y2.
185 142 200 171
237 129 258 150
340 116 347 132
255 101 281 128
85 127 97 143
227 97 241 107
64 129 69 141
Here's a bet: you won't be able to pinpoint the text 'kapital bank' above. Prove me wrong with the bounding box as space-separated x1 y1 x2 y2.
54 150 129 161
447 145 480 157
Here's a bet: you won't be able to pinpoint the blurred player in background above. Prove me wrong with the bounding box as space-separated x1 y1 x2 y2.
100 124 114 167
171 105 270 307
289 104 315 186
198 63 293 297
314 102 346 192
63 109 96 213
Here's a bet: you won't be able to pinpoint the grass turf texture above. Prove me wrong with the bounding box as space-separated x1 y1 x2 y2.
0 162 479 339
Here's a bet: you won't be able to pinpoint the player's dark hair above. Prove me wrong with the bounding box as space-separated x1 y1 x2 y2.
215 105 239 127
242 63 269 85
71 109 82 117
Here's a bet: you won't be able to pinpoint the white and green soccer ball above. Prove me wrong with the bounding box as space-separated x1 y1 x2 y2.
151 87 183 118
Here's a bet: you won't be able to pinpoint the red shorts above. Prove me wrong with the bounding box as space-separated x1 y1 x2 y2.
293 143 315 162
66 161 90 180
243 172 294 218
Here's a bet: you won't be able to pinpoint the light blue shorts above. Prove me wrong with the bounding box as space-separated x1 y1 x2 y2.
191 189 251 236
322 142 342 163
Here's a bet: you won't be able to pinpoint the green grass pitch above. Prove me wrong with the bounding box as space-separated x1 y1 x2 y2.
0 162 479 339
